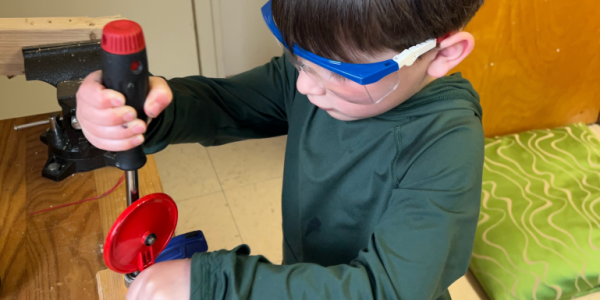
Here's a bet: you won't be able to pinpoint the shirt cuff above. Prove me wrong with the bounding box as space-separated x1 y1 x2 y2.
190 252 214 300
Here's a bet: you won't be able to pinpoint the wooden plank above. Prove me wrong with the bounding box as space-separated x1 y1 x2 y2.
23 114 105 299
96 269 127 300
95 167 128 240
139 155 165 196
0 16 123 76
454 0 600 137
94 155 163 300
95 156 164 300
0 116 28 299
0 113 164 299
96 155 164 239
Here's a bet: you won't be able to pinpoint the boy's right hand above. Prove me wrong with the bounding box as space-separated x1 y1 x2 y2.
76 71 173 152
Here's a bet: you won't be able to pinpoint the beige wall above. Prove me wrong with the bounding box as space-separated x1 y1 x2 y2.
218 0 282 77
0 0 200 120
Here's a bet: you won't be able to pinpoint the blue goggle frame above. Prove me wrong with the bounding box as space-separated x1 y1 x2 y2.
261 0 403 85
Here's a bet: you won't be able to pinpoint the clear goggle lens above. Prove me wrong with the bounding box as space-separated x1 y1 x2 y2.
284 48 400 105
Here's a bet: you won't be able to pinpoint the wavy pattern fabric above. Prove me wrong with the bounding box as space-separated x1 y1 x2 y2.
470 123 600 300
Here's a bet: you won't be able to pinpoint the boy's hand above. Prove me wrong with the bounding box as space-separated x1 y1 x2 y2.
126 259 192 300
76 71 173 151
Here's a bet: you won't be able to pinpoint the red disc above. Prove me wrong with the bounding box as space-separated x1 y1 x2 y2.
103 193 178 274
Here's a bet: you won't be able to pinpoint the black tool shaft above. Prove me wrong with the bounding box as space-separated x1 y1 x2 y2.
101 50 149 173
101 48 149 206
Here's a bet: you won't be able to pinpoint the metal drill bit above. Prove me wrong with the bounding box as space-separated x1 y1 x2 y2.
126 170 140 206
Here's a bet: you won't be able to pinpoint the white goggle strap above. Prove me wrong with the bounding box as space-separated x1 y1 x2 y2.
392 39 437 68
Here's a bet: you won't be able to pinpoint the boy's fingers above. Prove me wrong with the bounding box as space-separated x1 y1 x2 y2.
100 89 126 108
77 104 137 127
78 118 146 140
82 127 144 152
125 260 191 300
77 71 127 110
144 77 173 118
83 70 103 85
76 71 106 108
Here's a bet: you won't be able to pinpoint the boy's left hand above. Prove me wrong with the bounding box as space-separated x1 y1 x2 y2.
126 259 192 300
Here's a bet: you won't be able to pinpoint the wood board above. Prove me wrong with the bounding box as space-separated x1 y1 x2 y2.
96 270 127 300
95 155 164 300
0 16 123 76
0 113 162 299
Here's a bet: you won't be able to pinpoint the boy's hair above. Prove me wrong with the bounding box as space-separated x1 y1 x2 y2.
272 0 484 63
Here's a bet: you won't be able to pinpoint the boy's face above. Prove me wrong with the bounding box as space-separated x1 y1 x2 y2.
296 49 435 121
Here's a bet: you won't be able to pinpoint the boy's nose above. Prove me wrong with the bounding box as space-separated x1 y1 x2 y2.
296 71 326 96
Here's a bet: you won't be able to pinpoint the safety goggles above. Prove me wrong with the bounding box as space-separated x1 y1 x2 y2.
261 0 440 105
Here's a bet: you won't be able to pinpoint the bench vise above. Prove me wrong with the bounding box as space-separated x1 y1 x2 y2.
20 40 118 181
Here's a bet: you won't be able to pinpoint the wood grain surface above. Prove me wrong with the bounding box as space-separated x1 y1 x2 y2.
454 0 600 137
96 269 127 300
94 156 164 300
95 155 164 239
0 16 123 76
0 116 28 298
0 113 162 299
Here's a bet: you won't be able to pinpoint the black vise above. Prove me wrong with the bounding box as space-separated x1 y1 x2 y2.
23 40 117 181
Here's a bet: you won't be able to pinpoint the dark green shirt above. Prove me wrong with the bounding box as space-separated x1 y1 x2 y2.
145 55 484 300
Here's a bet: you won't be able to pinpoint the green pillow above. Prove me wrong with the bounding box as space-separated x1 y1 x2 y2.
470 123 600 300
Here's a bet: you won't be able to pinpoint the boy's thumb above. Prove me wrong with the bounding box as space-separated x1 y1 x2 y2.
144 77 173 118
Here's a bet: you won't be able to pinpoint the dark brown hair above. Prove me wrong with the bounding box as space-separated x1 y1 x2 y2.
272 0 484 63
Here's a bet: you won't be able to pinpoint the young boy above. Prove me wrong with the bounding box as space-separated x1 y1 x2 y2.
77 0 485 298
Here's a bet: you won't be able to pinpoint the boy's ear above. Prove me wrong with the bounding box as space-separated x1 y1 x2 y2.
427 31 475 78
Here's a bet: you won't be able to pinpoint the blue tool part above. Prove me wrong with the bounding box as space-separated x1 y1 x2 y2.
155 230 208 263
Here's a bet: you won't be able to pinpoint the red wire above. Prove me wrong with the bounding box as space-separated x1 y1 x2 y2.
29 173 126 215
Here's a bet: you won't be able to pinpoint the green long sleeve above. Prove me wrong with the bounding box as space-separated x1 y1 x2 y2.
144 55 295 154
142 54 485 300
189 114 484 300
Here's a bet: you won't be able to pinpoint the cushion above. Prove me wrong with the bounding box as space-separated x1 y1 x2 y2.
470 123 600 299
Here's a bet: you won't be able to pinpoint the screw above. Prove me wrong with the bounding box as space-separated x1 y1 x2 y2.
124 273 137 288
145 233 157 246
71 116 82 130
47 162 60 173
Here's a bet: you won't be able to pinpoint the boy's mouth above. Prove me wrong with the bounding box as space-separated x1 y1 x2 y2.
307 97 334 111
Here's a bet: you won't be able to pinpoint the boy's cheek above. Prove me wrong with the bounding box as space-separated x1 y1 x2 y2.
309 91 407 120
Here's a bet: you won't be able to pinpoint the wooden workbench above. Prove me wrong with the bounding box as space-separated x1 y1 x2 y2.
0 113 162 299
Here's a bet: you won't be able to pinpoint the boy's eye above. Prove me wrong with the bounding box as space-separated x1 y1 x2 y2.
329 72 347 82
